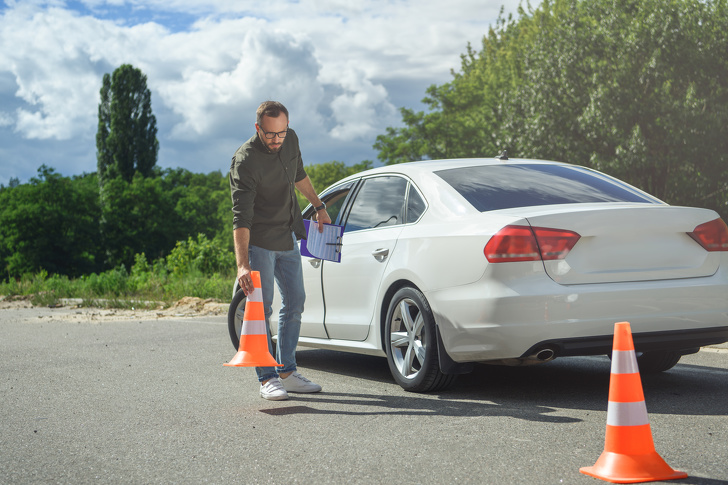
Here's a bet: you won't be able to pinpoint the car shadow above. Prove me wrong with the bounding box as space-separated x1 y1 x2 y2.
288 348 728 418
260 391 580 423
262 348 579 422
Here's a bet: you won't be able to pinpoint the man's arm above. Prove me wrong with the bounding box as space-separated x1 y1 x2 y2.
295 175 331 230
233 227 254 295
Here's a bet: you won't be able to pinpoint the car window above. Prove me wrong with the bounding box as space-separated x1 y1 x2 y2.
303 182 354 225
343 176 407 233
322 184 354 225
325 190 350 225
434 164 660 212
406 185 426 223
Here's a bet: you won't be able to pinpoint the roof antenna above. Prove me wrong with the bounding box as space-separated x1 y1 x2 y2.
496 150 508 160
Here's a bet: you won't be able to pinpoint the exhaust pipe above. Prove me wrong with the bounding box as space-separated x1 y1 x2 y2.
490 347 557 367
531 348 556 362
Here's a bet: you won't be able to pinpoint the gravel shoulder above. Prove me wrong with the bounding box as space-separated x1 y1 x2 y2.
0 294 229 322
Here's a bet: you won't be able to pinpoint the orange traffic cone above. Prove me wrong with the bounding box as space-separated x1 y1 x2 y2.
224 271 282 368
580 321 687 483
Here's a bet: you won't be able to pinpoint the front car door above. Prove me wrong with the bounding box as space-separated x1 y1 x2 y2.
321 176 409 340
297 182 355 338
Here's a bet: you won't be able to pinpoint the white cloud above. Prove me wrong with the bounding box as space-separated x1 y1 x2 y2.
0 6 108 139
329 68 395 140
0 111 13 127
0 0 524 183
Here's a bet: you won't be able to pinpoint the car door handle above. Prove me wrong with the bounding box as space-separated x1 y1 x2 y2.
372 248 389 262
308 259 322 268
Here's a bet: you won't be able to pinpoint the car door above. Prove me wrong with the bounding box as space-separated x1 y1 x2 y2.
322 176 409 341
297 182 356 338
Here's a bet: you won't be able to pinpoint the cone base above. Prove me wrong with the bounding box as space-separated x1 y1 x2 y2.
580 451 687 483
223 350 282 368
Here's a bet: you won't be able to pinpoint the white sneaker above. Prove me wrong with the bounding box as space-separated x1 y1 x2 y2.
260 377 289 401
280 372 322 393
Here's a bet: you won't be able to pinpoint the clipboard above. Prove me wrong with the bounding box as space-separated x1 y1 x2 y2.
300 219 344 263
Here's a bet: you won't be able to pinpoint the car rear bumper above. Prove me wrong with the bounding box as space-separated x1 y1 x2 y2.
519 326 728 358
427 267 728 363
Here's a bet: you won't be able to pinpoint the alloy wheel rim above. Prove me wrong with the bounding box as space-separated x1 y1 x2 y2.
389 297 426 379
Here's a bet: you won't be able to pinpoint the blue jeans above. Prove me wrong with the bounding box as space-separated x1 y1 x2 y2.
248 233 305 382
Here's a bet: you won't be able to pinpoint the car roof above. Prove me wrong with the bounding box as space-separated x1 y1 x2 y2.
332 157 571 184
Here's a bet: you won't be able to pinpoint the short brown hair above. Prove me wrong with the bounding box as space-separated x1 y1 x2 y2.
256 101 289 125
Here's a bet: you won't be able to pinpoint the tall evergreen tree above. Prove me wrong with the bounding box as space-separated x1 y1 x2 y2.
96 64 159 183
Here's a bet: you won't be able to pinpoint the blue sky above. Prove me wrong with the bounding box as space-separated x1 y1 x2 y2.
0 0 523 185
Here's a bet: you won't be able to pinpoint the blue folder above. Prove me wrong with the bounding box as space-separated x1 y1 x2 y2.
300 219 344 263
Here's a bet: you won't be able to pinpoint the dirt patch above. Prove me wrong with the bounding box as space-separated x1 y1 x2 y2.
0 294 34 310
165 297 229 316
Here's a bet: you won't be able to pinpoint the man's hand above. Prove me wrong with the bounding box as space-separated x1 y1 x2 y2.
295 176 330 232
316 209 332 232
237 264 254 296
233 227 253 295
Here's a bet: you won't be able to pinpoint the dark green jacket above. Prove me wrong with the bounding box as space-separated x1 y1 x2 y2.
229 129 307 251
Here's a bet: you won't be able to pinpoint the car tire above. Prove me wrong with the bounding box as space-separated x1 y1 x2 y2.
636 350 681 373
228 289 246 351
384 287 456 392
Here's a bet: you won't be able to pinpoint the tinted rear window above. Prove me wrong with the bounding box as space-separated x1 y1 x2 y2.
434 164 659 212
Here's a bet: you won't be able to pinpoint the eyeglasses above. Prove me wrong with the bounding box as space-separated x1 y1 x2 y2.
259 127 289 139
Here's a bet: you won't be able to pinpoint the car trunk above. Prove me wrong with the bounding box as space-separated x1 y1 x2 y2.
523 205 720 285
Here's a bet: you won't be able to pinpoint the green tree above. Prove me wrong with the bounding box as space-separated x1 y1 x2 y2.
504 0 728 217
0 177 20 191
374 7 535 164
96 64 161 268
0 167 101 278
100 173 177 268
100 168 232 270
376 0 728 219
96 64 159 183
297 160 373 209
159 168 230 245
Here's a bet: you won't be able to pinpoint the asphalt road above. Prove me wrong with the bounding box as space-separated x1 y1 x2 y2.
1 306 727 484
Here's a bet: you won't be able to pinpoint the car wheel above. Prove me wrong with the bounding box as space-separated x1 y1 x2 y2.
227 289 246 351
636 350 681 373
385 287 456 392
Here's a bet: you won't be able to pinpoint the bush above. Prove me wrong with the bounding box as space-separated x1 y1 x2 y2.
166 233 235 276
82 266 129 297
1 235 235 307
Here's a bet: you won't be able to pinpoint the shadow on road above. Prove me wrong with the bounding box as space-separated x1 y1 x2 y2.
260 390 580 423
290 348 728 419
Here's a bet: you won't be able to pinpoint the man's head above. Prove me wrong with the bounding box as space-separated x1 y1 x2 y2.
255 101 289 153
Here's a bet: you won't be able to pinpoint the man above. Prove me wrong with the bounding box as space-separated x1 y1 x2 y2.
229 101 331 401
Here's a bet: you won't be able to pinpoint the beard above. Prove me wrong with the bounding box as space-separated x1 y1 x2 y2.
264 140 283 153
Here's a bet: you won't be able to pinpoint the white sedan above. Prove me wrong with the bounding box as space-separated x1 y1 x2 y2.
229 157 728 392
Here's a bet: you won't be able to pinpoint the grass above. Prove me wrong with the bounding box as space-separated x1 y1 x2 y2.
1 234 237 308
0 267 234 309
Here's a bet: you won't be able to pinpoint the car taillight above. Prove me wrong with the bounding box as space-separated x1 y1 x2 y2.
688 218 728 252
484 225 540 262
484 225 581 263
532 227 581 260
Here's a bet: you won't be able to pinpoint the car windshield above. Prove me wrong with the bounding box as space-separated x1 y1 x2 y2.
434 164 660 212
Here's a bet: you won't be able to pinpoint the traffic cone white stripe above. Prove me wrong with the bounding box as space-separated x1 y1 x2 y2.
611 349 639 374
241 319 267 335
607 401 650 427
247 287 262 302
